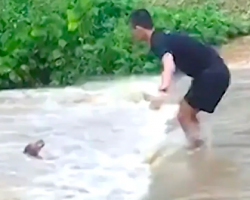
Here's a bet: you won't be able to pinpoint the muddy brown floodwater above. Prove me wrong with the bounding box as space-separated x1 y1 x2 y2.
146 36 250 200
0 36 250 200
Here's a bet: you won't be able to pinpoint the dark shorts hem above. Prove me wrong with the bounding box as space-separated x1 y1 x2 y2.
184 95 214 113
184 64 230 114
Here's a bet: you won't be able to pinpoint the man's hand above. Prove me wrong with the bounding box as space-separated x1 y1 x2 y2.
158 85 167 93
149 90 167 110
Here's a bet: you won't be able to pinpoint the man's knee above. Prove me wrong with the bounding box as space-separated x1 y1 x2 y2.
177 100 198 124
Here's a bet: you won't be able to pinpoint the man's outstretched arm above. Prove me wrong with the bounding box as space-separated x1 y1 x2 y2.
159 53 175 92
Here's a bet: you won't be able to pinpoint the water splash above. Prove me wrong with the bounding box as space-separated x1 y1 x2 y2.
0 76 186 200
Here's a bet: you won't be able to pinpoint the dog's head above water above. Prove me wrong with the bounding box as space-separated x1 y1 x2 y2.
23 139 45 159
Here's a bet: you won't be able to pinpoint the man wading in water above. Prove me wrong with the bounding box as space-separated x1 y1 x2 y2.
129 9 231 150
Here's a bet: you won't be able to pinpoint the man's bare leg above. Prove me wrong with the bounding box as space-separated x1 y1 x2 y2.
177 99 204 150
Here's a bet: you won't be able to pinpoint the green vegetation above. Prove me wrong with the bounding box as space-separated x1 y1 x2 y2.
0 0 249 89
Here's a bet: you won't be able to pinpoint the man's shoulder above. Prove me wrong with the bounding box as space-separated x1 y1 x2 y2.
150 30 171 59
151 30 169 46
152 30 167 39
152 30 190 43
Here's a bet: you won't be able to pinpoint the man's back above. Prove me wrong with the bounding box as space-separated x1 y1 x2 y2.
150 31 223 77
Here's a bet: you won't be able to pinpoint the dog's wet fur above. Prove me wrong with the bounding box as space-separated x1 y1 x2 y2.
23 139 45 159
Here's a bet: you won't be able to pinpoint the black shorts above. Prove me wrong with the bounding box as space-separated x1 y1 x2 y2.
184 62 230 113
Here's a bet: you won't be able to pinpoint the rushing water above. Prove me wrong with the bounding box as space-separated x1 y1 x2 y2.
2 37 250 200
0 76 189 200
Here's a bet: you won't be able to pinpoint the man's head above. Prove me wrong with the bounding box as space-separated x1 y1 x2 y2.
129 9 154 41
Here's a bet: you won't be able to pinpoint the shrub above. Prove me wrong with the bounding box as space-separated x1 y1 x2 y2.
0 0 249 89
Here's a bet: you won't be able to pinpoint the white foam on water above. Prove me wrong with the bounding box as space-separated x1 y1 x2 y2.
23 119 152 200
0 76 187 200
135 104 187 165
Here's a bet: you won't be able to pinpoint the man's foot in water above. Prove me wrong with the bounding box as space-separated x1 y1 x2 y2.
186 139 205 152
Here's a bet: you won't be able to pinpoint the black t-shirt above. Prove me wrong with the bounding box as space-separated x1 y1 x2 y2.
150 31 221 77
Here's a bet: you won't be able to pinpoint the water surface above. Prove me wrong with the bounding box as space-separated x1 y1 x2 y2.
1 37 250 200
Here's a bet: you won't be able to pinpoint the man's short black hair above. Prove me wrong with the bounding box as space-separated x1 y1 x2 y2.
129 9 153 29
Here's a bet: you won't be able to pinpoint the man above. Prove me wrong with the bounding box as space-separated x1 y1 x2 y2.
129 9 230 150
